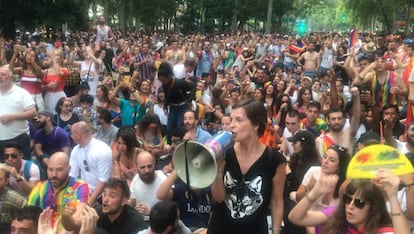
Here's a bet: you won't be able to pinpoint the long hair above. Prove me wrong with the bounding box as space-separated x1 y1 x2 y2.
138 113 162 138
97 85 110 104
289 138 320 180
327 144 350 198
116 126 138 157
275 94 293 113
297 87 313 107
323 180 392 234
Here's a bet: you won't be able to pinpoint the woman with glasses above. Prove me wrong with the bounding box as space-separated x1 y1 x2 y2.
54 97 80 135
289 170 409 234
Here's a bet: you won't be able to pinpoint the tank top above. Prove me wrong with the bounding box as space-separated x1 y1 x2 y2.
96 25 109 42
20 72 42 94
80 61 99 95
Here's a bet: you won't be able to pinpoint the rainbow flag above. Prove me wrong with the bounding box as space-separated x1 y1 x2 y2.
348 28 358 48
320 130 335 155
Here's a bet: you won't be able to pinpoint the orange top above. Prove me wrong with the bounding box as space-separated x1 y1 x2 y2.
44 68 68 92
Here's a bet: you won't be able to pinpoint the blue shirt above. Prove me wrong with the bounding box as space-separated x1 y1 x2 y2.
120 99 146 126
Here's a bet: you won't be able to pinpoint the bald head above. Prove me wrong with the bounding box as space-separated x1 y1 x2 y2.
136 151 155 165
72 121 93 135
136 151 156 184
71 121 93 146
47 152 71 191
49 152 70 167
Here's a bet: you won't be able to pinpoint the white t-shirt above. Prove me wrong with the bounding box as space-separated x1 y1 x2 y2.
130 170 167 216
396 140 410 155
0 85 35 140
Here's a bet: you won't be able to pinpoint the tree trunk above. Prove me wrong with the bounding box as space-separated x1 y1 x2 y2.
231 0 238 32
119 1 125 32
266 0 273 34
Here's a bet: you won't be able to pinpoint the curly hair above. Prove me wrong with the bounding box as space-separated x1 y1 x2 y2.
323 180 391 234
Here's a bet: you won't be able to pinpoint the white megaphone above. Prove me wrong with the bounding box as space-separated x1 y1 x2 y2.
173 131 233 189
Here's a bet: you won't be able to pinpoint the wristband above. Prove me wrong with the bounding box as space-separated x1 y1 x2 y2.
390 212 403 216
272 227 282 231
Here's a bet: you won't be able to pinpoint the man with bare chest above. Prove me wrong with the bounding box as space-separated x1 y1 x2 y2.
297 42 320 79
316 87 360 156
166 39 186 65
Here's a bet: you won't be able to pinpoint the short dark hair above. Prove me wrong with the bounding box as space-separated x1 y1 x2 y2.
3 141 22 154
12 206 42 230
327 107 346 119
170 127 187 138
98 108 112 124
158 62 174 78
287 110 300 119
104 178 130 198
232 99 267 137
382 104 399 115
150 201 179 233
80 94 94 104
75 84 90 93
307 101 321 112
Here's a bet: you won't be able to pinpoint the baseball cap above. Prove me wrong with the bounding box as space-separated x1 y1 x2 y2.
287 130 315 145
37 111 56 125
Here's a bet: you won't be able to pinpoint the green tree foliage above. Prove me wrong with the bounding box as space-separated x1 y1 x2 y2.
1 0 89 39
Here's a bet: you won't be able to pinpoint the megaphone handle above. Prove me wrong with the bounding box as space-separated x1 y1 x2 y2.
184 140 191 190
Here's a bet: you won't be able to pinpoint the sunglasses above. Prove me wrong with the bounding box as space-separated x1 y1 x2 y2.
331 144 346 152
4 153 18 159
83 160 90 172
342 194 366 209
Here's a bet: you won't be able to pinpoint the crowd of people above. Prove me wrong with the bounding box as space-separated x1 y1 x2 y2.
0 15 414 233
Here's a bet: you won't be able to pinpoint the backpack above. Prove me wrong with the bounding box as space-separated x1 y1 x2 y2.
23 160 33 181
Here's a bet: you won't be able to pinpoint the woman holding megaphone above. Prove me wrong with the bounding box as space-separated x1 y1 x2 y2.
208 99 286 234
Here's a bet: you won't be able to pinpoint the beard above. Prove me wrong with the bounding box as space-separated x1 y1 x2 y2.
330 124 344 133
49 174 69 189
140 172 155 184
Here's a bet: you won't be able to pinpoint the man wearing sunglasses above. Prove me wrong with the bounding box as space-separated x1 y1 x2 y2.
3 142 40 196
